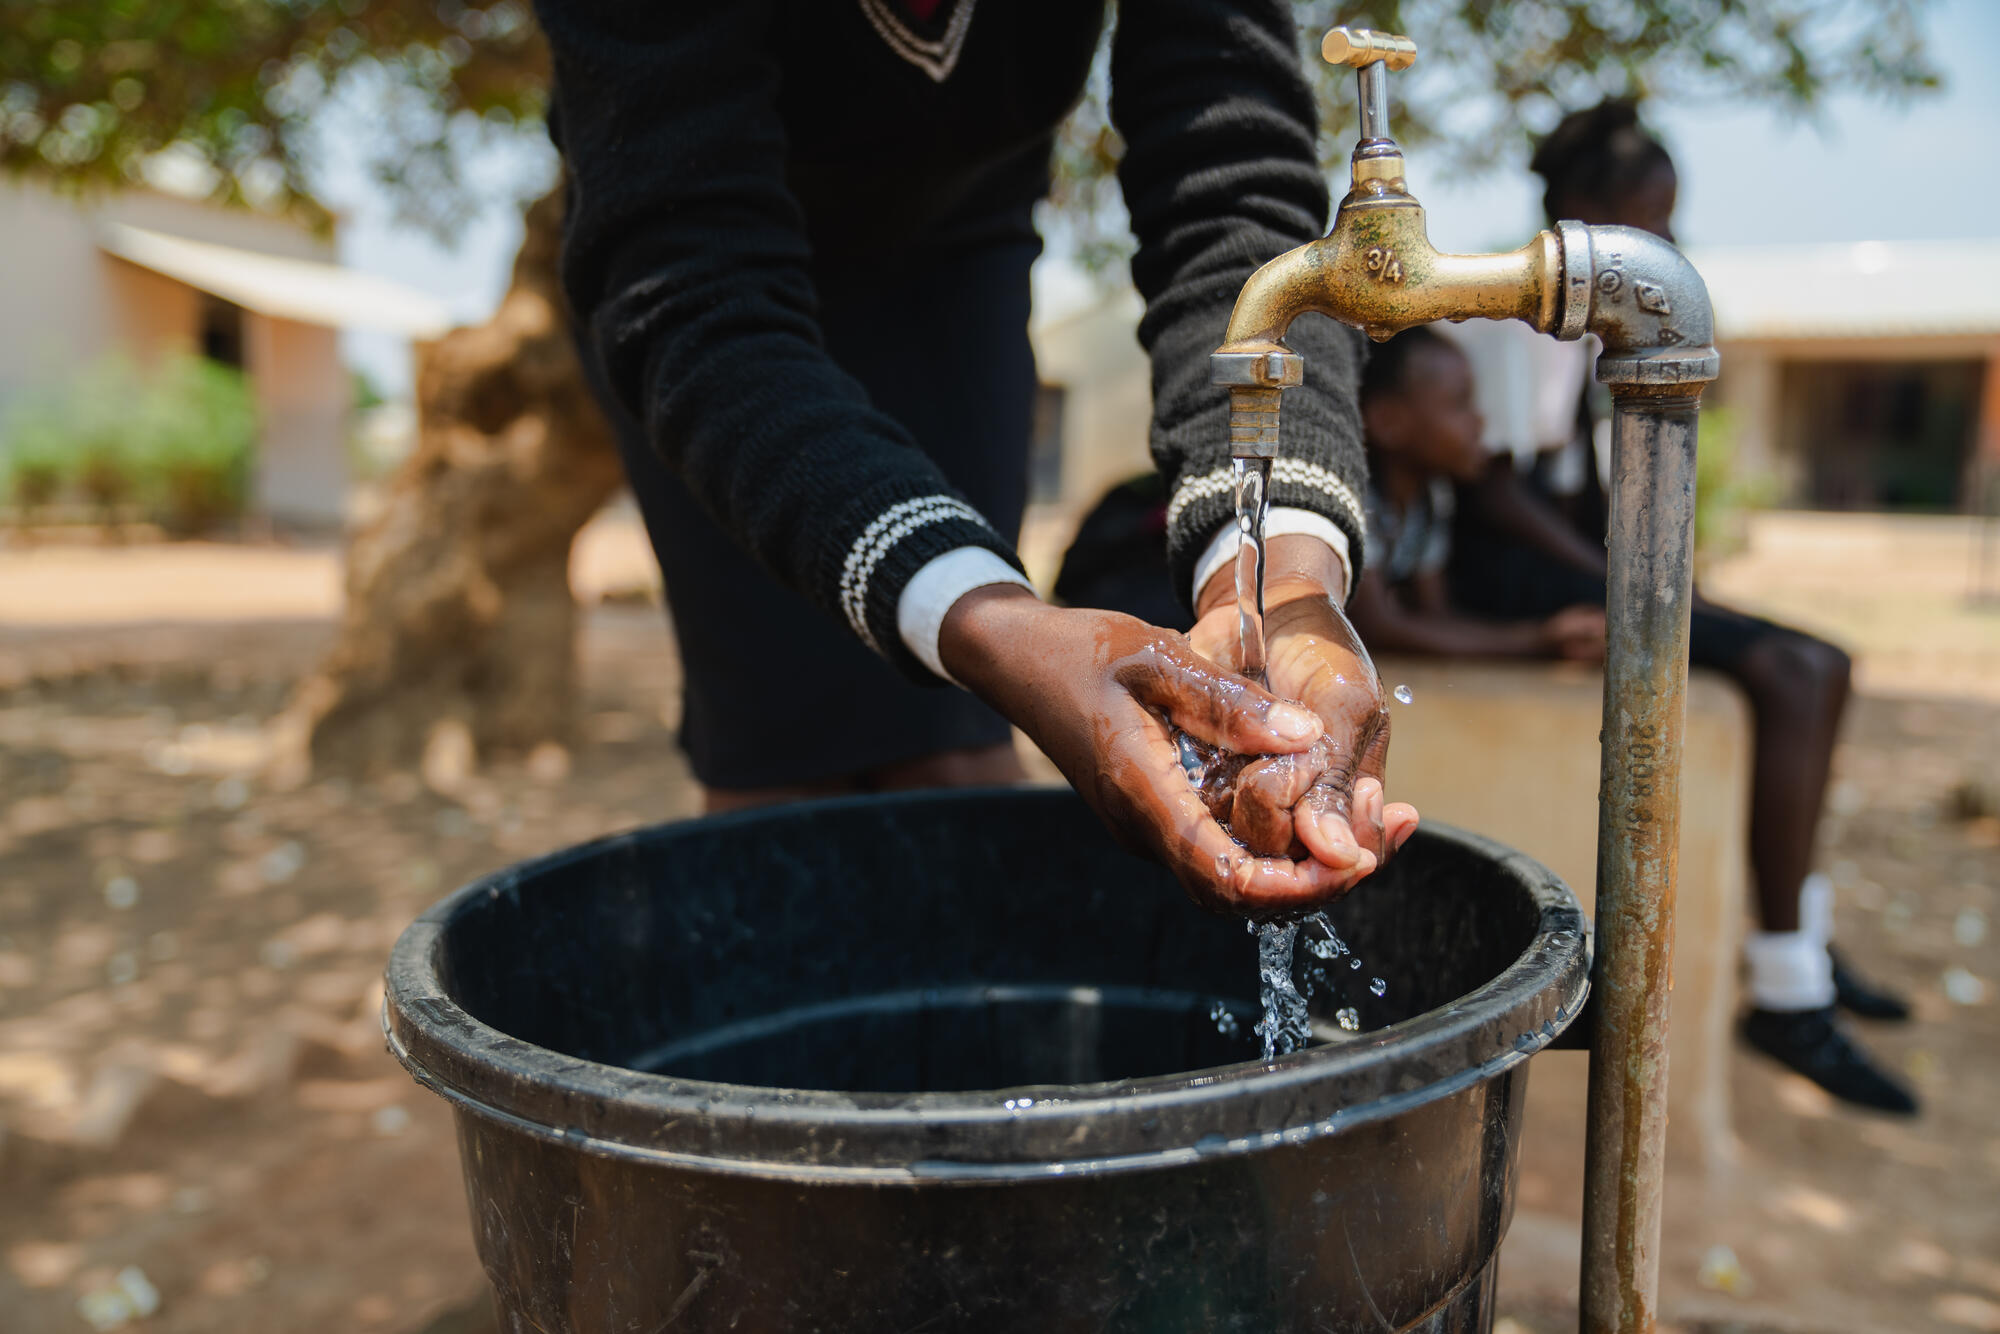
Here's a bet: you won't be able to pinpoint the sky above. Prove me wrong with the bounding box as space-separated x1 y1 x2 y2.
325 0 2000 400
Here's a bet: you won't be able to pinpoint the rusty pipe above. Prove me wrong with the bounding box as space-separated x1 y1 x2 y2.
1577 385 1699 1334
1570 229 1717 1334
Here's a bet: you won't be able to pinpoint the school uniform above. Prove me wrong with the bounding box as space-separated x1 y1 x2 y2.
535 0 1371 786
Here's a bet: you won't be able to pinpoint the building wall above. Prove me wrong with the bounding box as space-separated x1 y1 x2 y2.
248 316 349 525
100 256 203 369
0 184 125 402
1711 333 1996 511
0 180 349 525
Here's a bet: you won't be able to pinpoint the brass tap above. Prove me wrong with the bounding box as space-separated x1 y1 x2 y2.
1213 26 1716 459
1216 27 1558 375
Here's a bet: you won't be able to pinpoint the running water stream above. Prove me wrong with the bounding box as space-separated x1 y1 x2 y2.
1228 456 1321 1058
1227 457 1385 1057
1231 456 1272 687
1177 451 1390 1058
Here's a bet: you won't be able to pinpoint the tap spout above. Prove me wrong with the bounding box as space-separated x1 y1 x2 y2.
1218 208 1565 352
1208 154 1570 458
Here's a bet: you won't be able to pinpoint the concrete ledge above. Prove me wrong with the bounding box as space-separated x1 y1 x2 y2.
1376 656 1752 1173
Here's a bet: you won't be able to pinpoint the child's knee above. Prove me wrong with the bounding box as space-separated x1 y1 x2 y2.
1743 632 1850 705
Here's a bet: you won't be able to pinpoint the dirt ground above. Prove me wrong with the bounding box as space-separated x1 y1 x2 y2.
0 513 1995 1333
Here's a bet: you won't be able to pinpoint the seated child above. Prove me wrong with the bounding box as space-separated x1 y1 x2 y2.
1347 328 1606 663
1350 325 1918 1115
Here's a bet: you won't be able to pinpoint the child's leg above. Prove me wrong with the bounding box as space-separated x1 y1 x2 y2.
1725 625 1853 933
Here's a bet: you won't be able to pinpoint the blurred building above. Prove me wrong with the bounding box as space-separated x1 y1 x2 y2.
1695 240 2000 513
0 181 448 525
1023 238 2000 578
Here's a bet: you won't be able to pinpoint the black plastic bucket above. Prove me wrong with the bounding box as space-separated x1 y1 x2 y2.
386 788 1587 1332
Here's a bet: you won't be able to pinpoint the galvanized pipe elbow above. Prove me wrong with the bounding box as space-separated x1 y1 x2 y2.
1558 222 1720 387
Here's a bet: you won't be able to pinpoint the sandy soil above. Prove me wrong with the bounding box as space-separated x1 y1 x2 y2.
0 514 1995 1333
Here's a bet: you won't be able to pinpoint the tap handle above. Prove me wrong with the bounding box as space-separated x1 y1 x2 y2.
1320 26 1417 71
1322 27 1416 142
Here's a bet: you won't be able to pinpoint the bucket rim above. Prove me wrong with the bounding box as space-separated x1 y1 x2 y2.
384 789 1589 1183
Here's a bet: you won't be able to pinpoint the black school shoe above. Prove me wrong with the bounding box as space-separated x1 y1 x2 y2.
1831 948 1913 1022
1741 1006 1919 1115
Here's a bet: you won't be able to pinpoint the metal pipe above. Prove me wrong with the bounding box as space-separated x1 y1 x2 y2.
1578 383 1702 1334
1572 222 1717 1334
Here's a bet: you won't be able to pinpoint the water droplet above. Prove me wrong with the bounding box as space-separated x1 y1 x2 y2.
1369 977 1387 997
1350 957 1362 970
1177 732 1205 783
106 952 139 986
1954 908 1987 948
1393 683 1414 705
1335 1007 1360 1031
1208 1000 1241 1038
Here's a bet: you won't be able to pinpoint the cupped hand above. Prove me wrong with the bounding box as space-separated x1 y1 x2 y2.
1188 536 1418 887
939 586 1362 917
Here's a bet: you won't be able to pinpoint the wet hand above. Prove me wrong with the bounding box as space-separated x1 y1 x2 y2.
939 586 1361 917
1190 536 1417 886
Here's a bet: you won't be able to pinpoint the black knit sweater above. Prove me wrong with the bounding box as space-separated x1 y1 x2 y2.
537 0 1368 683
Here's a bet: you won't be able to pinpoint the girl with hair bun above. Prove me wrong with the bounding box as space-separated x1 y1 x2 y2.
1529 97 1678 241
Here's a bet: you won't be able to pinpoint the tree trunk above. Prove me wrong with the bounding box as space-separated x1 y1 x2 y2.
276 187 627 779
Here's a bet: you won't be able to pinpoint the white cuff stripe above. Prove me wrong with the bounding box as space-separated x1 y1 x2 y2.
1166 460 1367 542
1190 508 1354 608
837 495 996 651
897 547 1037 684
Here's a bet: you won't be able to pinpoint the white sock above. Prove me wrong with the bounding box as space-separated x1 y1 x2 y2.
1799 871 1836 946
1745 930 1836 1012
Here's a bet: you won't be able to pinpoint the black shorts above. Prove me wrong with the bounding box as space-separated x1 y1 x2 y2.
591 238 1039 790
1447 515 1795 675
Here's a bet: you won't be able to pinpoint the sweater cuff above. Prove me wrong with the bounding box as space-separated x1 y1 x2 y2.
834 491 1026 684
1189 507 1353 610
897 547 1038 686
1164 459 1368 611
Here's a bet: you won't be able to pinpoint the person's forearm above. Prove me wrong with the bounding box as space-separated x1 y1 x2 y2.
1356 611 1550 659
1111 0 1370 607
1473 465 1607 578
936 584 1050 713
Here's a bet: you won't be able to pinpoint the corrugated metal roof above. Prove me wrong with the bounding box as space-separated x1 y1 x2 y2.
99 222 453 339
1686 239 2000 343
